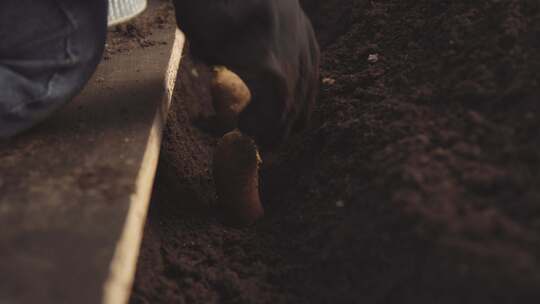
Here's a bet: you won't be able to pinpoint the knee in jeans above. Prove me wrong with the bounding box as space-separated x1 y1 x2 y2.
0 0 107 138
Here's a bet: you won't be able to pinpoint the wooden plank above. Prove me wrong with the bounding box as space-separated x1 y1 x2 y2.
0 4 185 304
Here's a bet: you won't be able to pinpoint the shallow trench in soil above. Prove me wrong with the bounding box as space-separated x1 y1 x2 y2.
130 0 540 303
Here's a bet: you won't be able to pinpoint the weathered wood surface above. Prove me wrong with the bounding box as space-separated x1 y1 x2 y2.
0 3 184 304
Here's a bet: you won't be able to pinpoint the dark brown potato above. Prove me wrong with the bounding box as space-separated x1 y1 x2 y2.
213 130 263 225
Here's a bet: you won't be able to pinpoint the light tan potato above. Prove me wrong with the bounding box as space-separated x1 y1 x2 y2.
211 66 251 130
213 130 263 225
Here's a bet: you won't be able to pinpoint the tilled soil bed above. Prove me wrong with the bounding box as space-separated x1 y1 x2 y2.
130 0 540 303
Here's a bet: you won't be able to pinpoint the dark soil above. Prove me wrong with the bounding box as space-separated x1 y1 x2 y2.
104 0 173 59
130 0 540 303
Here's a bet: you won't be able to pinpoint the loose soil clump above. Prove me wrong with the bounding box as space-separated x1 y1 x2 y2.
131 0 540 303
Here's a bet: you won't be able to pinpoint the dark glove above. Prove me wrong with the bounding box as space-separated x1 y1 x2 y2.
172 0 320 148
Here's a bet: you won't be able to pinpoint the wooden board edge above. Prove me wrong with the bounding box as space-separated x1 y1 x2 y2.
101 29 185 304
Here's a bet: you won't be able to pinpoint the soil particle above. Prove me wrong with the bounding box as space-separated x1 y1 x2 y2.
131 0 540 303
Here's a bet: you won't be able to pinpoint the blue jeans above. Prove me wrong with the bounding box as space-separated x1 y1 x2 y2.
0 0 108 138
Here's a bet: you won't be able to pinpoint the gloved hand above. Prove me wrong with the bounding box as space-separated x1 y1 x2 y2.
172 0 320 148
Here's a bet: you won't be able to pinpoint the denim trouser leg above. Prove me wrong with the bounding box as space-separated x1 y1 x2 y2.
0 0 108 138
